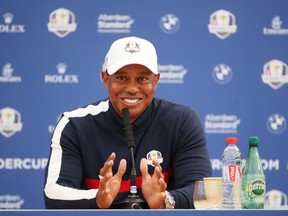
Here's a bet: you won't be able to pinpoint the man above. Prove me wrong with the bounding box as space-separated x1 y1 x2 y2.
44 36 212 209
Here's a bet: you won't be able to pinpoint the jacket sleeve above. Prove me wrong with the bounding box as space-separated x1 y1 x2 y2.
44 114 99 209
170 106 212 209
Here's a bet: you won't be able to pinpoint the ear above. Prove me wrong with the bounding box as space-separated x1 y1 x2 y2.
154 73 160 88
101 71 109 90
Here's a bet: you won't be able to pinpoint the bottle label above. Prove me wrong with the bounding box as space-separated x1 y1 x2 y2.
226 165 242 182
247 180 266 196
242 176 266 204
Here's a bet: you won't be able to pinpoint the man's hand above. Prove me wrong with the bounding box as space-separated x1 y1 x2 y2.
140 158 167 209
96 152 126 208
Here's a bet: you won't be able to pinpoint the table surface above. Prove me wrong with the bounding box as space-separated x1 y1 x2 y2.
1 209 288 216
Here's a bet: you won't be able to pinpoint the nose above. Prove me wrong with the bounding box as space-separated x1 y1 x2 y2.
125 79 139 94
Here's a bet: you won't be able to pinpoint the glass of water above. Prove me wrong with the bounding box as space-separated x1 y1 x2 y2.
193 180 222 210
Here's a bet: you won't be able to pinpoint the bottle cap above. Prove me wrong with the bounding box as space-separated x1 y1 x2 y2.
249 136 259 145
226 137 238 145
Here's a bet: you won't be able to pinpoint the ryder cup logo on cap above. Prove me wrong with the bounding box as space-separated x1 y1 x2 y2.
105 36 158 75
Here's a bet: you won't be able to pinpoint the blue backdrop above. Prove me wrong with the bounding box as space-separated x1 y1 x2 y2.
0 0 287 209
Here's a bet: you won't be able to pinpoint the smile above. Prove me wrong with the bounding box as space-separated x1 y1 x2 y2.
123 98 141 105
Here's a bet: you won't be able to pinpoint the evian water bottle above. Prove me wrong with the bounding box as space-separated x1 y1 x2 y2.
222 137 242 209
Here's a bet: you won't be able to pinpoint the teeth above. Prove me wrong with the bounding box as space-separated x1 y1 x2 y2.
124 98 138 104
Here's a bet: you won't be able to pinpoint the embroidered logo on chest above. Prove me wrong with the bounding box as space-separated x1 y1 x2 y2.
146 150 163 166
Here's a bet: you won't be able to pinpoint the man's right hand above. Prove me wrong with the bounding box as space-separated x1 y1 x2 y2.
96 152 127 208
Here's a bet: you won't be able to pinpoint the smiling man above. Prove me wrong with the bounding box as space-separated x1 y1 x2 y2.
44 36 212 209
102 65 159 123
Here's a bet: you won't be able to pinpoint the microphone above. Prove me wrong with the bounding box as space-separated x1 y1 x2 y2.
111 108 149 209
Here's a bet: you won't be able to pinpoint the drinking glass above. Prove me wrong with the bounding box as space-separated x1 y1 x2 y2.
193 180 222 210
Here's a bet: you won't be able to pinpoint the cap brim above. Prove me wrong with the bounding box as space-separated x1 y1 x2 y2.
107 60 158 75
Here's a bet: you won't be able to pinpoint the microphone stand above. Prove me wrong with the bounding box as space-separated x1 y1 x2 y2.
111 108 149 209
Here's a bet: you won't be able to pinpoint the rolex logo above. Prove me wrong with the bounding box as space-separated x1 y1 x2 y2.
3 13 13 24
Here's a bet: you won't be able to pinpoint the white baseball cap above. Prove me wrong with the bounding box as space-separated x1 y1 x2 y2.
103 36 158 75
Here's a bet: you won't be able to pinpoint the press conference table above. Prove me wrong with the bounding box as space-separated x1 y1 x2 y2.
1 209 288 216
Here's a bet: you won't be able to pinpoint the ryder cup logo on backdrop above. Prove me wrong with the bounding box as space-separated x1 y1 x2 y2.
0 63 21 83
0 107 23 138
267 113 286 134
158 64 187 84
47 8 77 38
97 14 134 33
208 10 237 39
44 63 79 84
212 64 232 84
263 16 288 35
265 189 288 209
160 14 180 34
262 59 288 89
0 13 25 33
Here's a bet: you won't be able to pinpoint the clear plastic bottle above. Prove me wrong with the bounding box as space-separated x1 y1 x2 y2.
242 136 266 209
222 137 242 209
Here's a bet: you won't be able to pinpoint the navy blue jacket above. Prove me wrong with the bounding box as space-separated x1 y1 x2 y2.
44 98 212 209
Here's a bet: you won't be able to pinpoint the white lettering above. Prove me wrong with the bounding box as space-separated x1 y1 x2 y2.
98 14 131 21
263 28 288 35
262 159 279 171
210 159 279 171
0 25 25 33
0 158 48 170
14 158 22 169
0 76 21 82
0 195 24 209
210 159 222 170
5 158 13 169
98 20 134 29
45 75 79 83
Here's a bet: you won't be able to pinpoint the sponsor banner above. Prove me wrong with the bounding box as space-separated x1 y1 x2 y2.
210 158 280 171
158 64 187 84
0 13 25 33
159 14 180 34
0 158 48 170
263 16 288 36
0 107 23 138
44 63 79 84
0 63 22 83
0 194 24 209
47 8 77 38
97 14 134 33
204 114 241 134
208 9 237 39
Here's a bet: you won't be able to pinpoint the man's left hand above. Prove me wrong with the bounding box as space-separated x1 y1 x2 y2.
140 158 167 209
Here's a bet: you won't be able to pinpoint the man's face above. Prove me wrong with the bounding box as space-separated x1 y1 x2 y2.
102 64 160 122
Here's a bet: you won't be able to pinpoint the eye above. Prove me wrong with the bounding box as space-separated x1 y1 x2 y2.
138 76 148 82
115 75 127 81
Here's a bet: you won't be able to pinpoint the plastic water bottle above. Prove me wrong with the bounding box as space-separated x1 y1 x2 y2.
242 136 266 209
222 137 242 209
